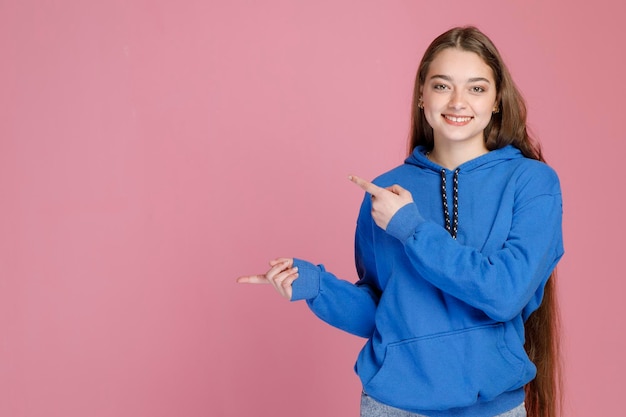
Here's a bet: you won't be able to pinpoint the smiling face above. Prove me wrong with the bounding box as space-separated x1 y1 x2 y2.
420 48 498 150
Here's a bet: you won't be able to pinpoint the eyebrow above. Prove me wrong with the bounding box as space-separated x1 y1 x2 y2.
429 74 492 84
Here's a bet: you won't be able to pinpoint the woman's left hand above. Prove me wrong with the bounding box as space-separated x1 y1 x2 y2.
349 175 414 230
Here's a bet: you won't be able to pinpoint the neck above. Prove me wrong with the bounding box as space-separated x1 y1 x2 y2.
428 141 489 170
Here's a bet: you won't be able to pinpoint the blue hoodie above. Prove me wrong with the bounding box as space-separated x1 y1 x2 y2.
291 145 564 416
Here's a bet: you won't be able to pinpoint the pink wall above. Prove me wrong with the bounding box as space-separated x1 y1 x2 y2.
1 1 623 416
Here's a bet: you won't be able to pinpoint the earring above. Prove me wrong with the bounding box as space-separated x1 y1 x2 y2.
493 105 500 114
418 97 424 109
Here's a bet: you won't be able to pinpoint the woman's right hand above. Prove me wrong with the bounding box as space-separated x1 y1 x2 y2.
236 258 299 300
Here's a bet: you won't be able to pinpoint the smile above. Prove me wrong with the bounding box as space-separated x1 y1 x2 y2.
443 115 473 123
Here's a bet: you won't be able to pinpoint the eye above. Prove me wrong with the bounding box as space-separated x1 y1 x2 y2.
433 84 449 90
470 86 486 93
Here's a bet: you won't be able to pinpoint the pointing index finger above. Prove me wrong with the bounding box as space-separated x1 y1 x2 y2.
348 175 385 197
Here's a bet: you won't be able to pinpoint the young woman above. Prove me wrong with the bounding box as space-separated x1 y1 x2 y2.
238 26 563 417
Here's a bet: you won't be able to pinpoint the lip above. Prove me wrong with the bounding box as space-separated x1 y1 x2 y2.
442 114 473 126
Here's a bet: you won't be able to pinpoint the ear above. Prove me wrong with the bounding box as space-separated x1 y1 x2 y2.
493 95 501 113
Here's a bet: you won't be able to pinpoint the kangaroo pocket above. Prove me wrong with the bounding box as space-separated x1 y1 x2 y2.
363 323 526 411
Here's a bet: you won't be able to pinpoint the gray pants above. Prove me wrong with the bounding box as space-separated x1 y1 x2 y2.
360 392 526 417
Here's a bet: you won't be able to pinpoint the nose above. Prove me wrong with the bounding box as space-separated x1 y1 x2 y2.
448 89 466 109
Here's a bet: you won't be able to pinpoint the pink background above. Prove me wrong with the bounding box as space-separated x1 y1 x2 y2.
1 1 623 416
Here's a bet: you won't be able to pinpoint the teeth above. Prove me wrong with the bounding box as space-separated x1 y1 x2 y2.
445 115 472 122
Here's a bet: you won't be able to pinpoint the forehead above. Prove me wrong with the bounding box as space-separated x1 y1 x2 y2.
426 48 494 82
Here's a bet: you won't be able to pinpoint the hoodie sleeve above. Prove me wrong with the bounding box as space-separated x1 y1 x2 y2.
385 166 564 322
290 198 380 338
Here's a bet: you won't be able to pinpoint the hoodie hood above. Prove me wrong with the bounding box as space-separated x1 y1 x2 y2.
405 144 524 174
404 145 524 240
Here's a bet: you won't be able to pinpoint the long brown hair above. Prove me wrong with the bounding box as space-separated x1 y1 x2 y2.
407 26 562 417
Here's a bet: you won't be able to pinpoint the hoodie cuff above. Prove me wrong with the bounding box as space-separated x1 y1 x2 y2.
291 258 323 301
385 203 425 242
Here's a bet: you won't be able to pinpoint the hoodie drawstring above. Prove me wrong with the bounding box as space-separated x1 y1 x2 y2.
440 168 460 239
